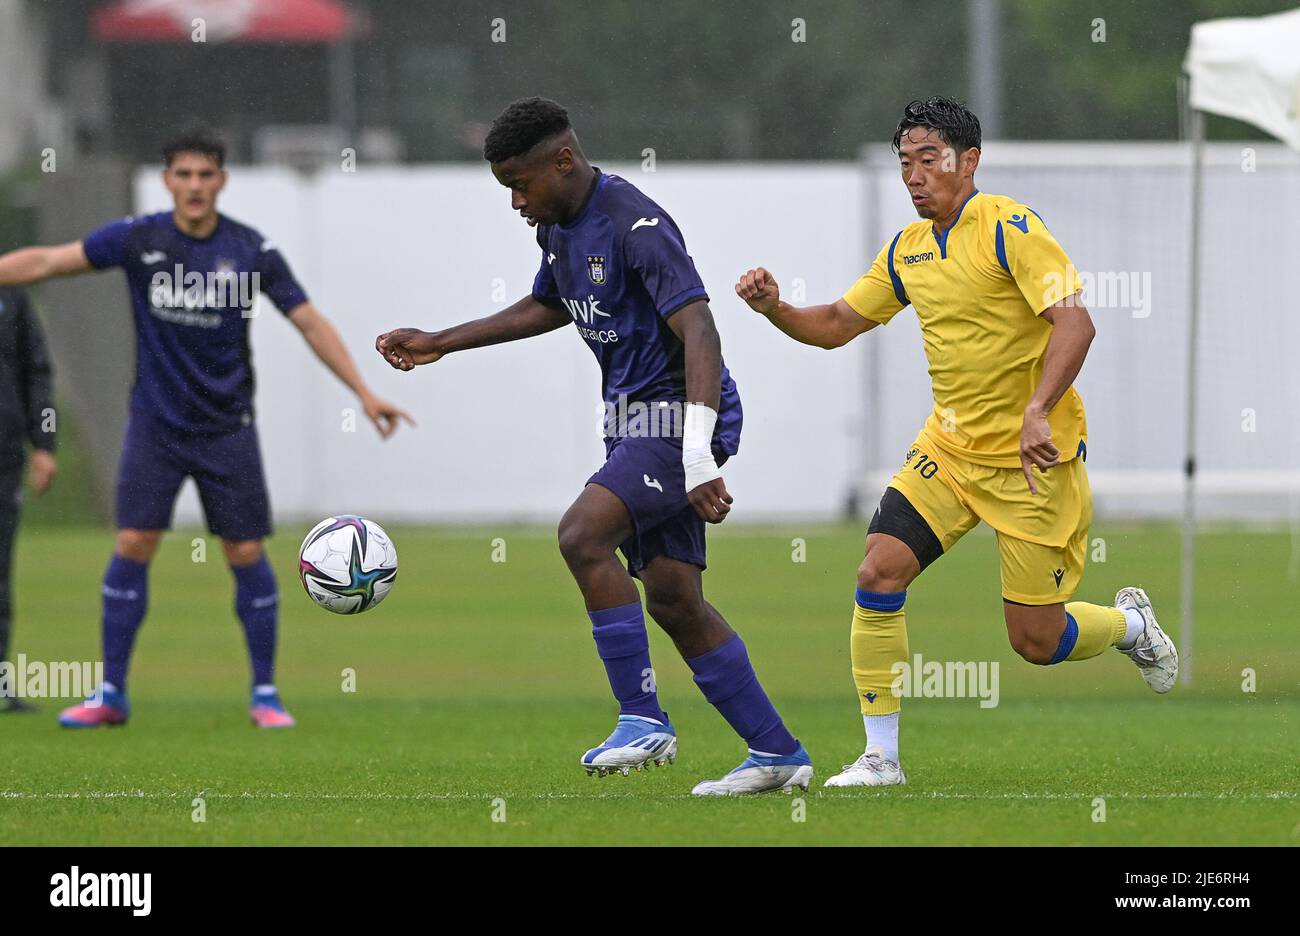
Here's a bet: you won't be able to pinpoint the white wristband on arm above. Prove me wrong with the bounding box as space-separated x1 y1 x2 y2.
682 403 722 493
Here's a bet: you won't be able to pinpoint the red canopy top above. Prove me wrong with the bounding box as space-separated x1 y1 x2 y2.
92 0 359 44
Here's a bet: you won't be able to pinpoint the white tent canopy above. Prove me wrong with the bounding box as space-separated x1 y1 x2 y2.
1184 8 1300 149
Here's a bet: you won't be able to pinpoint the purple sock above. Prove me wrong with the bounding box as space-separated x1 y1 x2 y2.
233 557 279 687
686 634 797 755
589 602 666 722
102 554 148 692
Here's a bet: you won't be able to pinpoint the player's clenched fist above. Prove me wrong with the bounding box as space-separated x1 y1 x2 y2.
376 328 442 370
734 267 781 316
688 477 734 525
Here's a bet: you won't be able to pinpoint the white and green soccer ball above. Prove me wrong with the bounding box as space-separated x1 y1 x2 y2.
298 516 398 614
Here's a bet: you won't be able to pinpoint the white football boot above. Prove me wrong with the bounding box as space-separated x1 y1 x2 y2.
823 745 906 788
581 714 677 777
1114 586 1179 693
690 742 813 796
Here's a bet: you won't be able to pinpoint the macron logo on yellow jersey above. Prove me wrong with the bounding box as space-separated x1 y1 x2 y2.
1006 213 1030 234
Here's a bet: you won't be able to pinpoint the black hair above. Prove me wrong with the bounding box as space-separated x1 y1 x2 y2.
162 129 226 168
891 97 982 154
483 97 571 163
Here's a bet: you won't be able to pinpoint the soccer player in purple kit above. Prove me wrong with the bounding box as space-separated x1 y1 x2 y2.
0 130 411 729
376 98 812 795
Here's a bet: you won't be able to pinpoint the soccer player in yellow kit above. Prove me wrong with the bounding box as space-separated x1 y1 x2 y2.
736 97 1178 787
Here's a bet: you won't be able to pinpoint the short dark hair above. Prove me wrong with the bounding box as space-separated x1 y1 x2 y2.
483 97 571 163
162 129 226 168
891 97 982 154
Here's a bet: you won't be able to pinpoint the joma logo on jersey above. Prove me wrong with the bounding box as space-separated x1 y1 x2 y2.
586 255 607 285
561 294 611 324
903 251 935 265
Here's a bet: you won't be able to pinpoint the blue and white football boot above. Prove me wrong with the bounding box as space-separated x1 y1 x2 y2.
690 742 814 796
581 714 678 777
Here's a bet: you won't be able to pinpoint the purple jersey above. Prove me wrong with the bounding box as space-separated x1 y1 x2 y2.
82 211 308 433
531 171 742 455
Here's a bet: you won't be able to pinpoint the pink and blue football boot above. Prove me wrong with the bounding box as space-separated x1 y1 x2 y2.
250 687 296 728
58 685 129 728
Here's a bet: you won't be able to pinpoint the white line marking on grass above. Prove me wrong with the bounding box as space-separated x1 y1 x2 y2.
1 790 1296 802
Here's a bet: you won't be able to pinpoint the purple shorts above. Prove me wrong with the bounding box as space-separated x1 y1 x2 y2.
587 434 729 576
115 411 272 540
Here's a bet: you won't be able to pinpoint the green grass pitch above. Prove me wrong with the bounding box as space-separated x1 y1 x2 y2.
2 523 1297 845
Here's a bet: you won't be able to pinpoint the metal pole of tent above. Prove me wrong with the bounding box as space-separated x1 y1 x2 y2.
848 144 884 521
329 34 359 146
861 146 883 520
969 0 1003 139
1180 77 1203 687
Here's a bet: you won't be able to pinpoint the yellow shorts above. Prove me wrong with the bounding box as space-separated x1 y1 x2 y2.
884 428 1092 605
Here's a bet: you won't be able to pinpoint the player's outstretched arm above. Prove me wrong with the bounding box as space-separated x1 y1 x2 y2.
0 242 93 287
666 300 733 524
288 302 414 439
735 266 876 349
375 293 570 371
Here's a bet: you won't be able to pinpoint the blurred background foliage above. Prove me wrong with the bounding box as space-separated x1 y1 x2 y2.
36 0 1296 165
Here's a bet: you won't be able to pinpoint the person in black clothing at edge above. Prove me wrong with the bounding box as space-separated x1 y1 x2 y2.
0 285 57 713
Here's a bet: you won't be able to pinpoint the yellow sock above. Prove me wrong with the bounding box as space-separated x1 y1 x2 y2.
851 590 909 715
1059 601 1128 662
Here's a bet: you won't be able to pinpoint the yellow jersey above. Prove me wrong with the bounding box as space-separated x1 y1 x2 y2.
842 190 1087 468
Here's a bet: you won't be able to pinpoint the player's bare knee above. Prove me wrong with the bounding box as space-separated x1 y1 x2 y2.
223 539 263 567
1007 628 1057 665
645 590 705 637
1017 643 1057 666
856 554 912 594
115 529 162 563
556 514 609 572
1004 604 1067 665
556 516 586 568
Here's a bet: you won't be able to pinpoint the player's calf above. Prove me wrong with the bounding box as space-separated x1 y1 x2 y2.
643 589 732 662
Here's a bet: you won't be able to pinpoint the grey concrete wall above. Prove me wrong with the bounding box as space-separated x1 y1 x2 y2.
36 159 134 515
0 1 51 174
